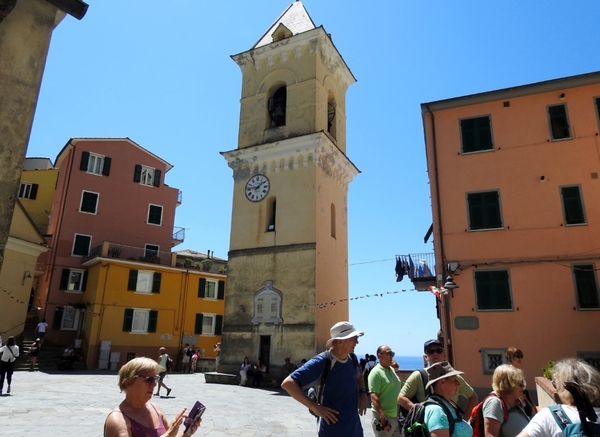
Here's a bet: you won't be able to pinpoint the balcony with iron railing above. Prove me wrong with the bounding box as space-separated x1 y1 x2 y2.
84 242 177 267
396 252 436 291
172 226 185 247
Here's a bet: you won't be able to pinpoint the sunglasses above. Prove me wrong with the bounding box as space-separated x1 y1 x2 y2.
136 375 160 385
426 348 444 355
381 351 395 358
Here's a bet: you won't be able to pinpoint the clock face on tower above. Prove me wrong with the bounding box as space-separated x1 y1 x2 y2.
245 174 270 202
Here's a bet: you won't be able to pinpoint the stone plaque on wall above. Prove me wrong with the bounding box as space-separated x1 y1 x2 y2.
454 316 479 330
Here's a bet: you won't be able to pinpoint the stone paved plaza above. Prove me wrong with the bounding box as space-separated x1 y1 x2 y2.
0 371 376 436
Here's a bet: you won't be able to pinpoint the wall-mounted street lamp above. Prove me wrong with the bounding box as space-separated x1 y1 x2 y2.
22 271 32 285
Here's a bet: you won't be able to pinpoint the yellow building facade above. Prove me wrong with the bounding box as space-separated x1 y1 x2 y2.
19 158 58 234
81 257 225 370
220 2 358 377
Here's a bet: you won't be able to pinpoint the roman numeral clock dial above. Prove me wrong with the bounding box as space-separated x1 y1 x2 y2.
245 174 270 202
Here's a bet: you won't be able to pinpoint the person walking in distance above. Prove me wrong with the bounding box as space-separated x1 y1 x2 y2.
29 339 41 371
35 318 48 345
281 321 368 437
398 339 478 418
369 345 403 436
181 343 192 373
0 336 20 395
155 347 172 397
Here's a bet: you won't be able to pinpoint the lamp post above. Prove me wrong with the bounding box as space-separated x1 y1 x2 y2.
442 275 458 364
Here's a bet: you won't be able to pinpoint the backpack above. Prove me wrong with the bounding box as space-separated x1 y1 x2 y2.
186 348 193 357
469 392 509 437
402 394 459 437
398 369 429 429
306 350 359 418
550 405 600 437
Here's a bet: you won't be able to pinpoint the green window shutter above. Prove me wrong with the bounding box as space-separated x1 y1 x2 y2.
80 151 90 171
151 272 162 294
194 314 203 334
574 264 599 309
53 307 64 329
561 186 585 225
461 116 492 153
475 270 512 310
81 271 88 291
468 191 502 230
133 164 142 182
102 157 111 176
60 269 70 290
123 309 134 332
198 278 206 298
215 315 223 335
217 281 225 300
30 183 39 200
148 310 158 332
153 169 161 187
127 270 138 291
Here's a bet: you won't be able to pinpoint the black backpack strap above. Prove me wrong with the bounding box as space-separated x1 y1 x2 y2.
418 368 431 397
428 394 459 436
550 405 572 430
316 351 332 409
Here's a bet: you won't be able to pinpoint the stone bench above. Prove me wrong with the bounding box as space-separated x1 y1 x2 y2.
204 372 239 385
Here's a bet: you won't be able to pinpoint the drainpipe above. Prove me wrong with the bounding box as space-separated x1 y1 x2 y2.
423 105 453 364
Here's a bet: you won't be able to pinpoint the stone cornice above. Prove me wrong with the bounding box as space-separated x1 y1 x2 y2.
231 27 356 91
6 236 49 258
221 132 360 187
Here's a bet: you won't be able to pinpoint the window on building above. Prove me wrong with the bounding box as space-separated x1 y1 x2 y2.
52 306 81 331
127 270 161 294
72 234 92 256
80 191 99 214
595 98 600 131
147 204 163 225
331 203 336 238
560 185 586 225
548 104 571 140
467 191 503 231
480 348 508 374
252 281 282 324
198 279 225 300
475 270 512 310
460 116 493 153
18 182 38 200
144 244 159 260
122 308 158 333
268 86 287 127
134 164 161 187
573 264 600 309
59 268 87 292
80 151 111 176
194 313 223 335
267 198 276 232
578 352 600 372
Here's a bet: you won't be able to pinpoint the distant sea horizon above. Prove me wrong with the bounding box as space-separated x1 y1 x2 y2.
357 354 424 371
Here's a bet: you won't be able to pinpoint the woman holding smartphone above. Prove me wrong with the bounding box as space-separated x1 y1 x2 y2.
104 357 201 437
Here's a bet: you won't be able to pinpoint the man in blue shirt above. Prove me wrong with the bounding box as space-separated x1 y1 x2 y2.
281 321 368 437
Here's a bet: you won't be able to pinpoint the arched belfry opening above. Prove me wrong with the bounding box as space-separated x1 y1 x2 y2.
327 92 337 140
268 85 287 127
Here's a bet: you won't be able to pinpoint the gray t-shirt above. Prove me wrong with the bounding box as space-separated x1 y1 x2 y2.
482 396 530 437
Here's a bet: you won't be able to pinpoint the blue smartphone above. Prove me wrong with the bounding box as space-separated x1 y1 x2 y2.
184 401 206 432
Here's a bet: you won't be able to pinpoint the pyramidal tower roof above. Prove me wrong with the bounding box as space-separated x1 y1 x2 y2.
253 1 316 49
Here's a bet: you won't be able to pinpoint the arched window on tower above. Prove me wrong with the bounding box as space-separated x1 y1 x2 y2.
331 203 336 238
327 94 337 140
267 198 276 232
268 86 287 127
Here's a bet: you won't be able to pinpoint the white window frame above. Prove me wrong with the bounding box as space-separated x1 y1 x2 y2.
67 269 85 292
144 244 160 260
135 271 154 294
147 204 163 226
480 348 508 374
140 165 155 186
79 190 99 215
132 308 150 333
60 306 81 331
87 153 105 175
72 233 92 257
201 313 216 335
18 182 34 199
204 280 217 299
252 281 283 324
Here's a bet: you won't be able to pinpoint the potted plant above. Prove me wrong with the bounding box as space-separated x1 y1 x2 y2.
200 259 214 272
218 265 227 274
183 258 193 268
108 246 123 258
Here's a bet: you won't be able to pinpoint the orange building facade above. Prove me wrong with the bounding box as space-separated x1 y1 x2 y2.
422 71 600 392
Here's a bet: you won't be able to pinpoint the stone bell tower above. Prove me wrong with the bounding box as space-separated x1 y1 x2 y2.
220 1 358 377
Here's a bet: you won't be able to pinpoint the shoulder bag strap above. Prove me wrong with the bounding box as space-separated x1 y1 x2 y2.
550 405 572 430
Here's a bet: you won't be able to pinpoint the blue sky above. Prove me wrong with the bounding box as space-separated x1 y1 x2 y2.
27 1 600 358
